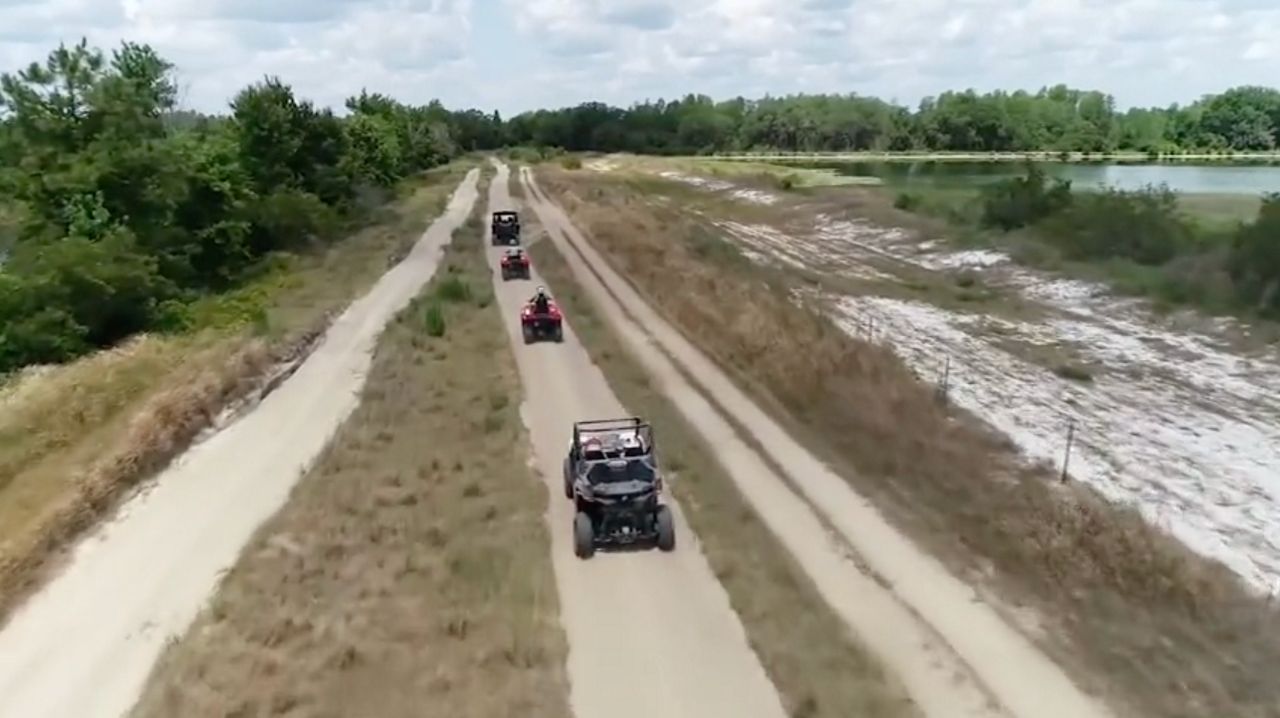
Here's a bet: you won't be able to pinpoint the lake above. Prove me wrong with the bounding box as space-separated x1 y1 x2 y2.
804 161 1280 196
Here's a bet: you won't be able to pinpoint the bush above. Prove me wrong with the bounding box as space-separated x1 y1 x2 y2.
0 229 175 371
1041 185 1193 265
1054 363 1094 382
980 163 1073 230
560 155 583 170
423 302 446 337
244 189 338 254
1228 193 1280 313
436 276 472 303
894 192 922 211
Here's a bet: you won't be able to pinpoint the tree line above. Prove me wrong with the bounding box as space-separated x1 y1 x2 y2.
0 40 502 372
4 38 1280 373
502 86 1280 155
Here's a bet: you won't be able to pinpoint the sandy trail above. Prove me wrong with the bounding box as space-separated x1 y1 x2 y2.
518 164 1115 718
485 161 787 718
0 170 480 718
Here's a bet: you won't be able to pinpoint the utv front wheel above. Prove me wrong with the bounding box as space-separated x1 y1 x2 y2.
574 512 595 558
655 505 675 551
562 456 574 499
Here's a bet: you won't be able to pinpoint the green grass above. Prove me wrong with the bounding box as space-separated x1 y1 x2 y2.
1177 193 1262 228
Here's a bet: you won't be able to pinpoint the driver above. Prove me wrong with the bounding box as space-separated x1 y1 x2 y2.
530 285 551 314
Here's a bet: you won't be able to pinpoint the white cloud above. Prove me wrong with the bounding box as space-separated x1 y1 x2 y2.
0 0 1275 115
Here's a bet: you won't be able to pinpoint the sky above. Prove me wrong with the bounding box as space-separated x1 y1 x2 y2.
0 0 1277 116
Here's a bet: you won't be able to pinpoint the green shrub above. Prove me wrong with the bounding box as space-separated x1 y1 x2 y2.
1042 185 1192 265
560 155 583 169
423 302 446 337
980 163 1072 230
1054 363 1094 382
894 192 922 211
436 276 472 303
1228 193 1280 314
245 189 338 252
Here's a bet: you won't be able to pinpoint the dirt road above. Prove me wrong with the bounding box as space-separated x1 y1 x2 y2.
515 162 1115 718
0 170 480 718
484 161 787 718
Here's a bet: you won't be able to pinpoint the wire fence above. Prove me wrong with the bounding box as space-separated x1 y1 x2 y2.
847 318 1084 485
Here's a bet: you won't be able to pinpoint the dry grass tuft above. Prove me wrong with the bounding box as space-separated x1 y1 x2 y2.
516 182 917 718
0 163 476 625
537 167 1280 718
132 172 571 718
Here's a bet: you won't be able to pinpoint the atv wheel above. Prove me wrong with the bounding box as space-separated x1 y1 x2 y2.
562 456 574 499
553 325 564 343
522 326 533 344
573 512 595 558
655 505 675 551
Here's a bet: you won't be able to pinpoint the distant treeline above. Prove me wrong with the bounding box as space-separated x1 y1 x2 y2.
501 87 1280 155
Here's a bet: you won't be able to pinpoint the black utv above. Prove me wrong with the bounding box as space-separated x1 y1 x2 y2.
491 210 520 245
562 417 675 558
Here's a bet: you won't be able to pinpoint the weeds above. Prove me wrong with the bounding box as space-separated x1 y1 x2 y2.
436 275 473 303
423 303 447 337
893 192 921 211
1054 363 1094 382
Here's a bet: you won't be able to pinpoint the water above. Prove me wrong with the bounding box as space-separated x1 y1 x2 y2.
808 161 1280 195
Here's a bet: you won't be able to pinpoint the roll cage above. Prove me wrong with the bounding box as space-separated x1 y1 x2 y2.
570 417 654 461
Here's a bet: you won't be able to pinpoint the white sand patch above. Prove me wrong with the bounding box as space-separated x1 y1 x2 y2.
712 207 1280 593
828 293 1280 593
656 171 783 206
730 188 781 205
924 249 1010 270
659 170 734 191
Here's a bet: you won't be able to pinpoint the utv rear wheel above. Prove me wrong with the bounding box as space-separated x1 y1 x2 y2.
655 505 675 551
574 512 595 558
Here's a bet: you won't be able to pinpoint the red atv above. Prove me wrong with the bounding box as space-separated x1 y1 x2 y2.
521 294 564 343
500 248 531 280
